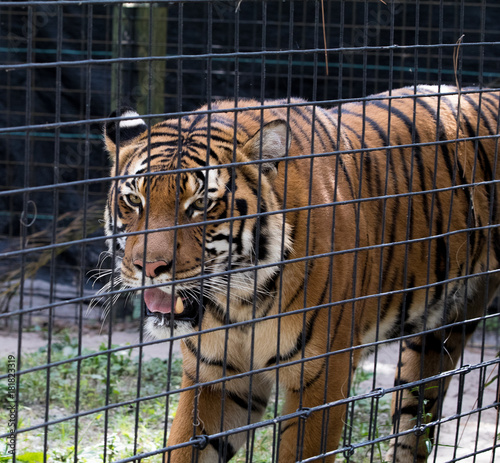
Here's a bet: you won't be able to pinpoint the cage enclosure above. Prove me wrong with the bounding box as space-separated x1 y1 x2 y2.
1 1 500 462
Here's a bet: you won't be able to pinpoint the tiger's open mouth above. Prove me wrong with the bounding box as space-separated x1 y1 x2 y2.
143 287 204 325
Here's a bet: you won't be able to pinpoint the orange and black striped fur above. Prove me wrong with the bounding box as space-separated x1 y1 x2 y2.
102 86 500 462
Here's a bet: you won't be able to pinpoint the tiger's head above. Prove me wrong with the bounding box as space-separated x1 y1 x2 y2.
102 106 292 338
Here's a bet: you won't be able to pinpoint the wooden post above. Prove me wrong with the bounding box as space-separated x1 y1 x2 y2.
111 4 167 120
135 4 167 119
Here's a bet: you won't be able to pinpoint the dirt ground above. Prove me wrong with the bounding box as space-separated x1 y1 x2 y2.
2 326 498 462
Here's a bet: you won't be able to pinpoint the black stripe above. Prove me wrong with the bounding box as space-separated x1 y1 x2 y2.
337 107 365 147
279 420 297 440
184 338 239 372
137 140 179 154
394 442 419 452
265 309 320 367
288 105 323 153
360 100 392 145
397 404 420 419
393 378 411 387
255 213 269 261
430 195 447 306
316 106 339 149
290 278 331 391
297 359 326 391
226 390 267 413
378 100 431 225
459 112 491 270
337 155 356 199
462 93 496 135
209 438 236 462
403 335 442 354
462 113 492 184
480 94 500 121
155 120 190 132
188 112 207 131
299 104 331 152
399 276 416 336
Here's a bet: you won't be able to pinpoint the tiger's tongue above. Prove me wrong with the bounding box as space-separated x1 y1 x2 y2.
144 288 174 314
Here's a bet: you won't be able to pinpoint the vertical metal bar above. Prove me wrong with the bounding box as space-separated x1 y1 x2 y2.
429 12 447 458
132 3 155 457
470 5 489 461
42 4 63 459
15 4 35 462
72 3 94 461
216 2 241 458
105 3 126 459
257 2 275 460
342 1 369 457
319 0 346 457
450 3 470 459
274 2 295 461
368 2 396 458
296 0 320 458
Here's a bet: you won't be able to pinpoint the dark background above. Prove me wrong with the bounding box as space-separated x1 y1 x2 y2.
1 0 499 312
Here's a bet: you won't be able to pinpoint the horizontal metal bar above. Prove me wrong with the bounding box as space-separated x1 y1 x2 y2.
3 41 500 72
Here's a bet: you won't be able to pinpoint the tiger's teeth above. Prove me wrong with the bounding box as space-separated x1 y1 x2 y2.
174 297 184 314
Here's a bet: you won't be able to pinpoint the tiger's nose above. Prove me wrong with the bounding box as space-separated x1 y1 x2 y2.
133 259 170 278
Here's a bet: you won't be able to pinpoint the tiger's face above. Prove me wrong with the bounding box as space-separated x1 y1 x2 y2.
103 107 292 338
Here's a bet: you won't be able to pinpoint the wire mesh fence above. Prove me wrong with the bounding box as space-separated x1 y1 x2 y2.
1 1 500 462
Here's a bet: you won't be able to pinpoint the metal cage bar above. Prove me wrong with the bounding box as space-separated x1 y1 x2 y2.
1 1 500 462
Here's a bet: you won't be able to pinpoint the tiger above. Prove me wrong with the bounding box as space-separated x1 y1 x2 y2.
101 85 500 462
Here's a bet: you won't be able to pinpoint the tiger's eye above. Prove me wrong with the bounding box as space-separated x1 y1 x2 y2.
192 198 206 210
127 194 142 206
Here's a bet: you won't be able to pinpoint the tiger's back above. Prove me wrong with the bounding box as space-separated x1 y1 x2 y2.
336 86 500 340
102 85 500 462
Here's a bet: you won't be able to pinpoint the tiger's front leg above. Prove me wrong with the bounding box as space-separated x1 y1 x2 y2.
167 372 272 462
276 349 361 463
277 390 347 463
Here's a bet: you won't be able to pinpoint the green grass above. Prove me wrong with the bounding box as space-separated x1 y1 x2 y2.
1 332 182 462
1 333 392 462
484 313 500 331
340 367 392 463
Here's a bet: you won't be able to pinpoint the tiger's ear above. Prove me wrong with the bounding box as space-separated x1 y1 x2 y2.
242 120 291 175
103 107 147 165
